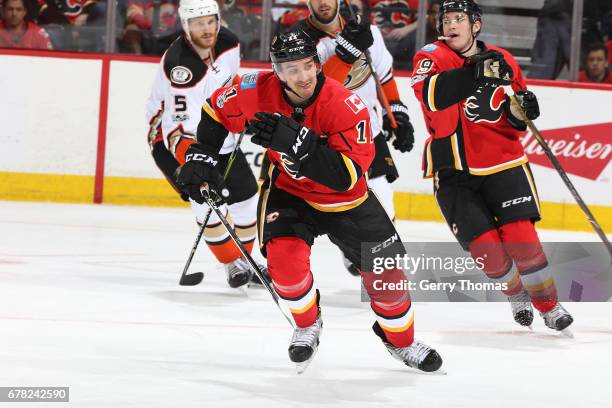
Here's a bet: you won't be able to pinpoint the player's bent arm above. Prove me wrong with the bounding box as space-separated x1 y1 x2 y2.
300 144 363 192
419 66 478 111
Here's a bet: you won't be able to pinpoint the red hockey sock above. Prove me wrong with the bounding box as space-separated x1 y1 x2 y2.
499 220 557 312
470 229 522 296
266 237 318 327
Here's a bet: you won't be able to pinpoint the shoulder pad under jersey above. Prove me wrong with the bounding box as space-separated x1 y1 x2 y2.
214 26 240 55
163 36 207 88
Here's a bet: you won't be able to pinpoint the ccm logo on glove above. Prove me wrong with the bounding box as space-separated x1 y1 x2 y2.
292 127 310 155
185 153 219 166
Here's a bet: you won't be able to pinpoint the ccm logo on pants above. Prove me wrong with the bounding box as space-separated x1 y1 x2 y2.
502 196 533 208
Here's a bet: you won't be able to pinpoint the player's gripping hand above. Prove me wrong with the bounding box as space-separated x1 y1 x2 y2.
383 101 415 153
509 90 540 120
335 18 374 64
248 112 319 164
464 50 513 86
176 144 229 205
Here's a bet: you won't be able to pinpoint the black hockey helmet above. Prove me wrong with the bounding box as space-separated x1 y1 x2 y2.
270 28 320 67
437 0 483 35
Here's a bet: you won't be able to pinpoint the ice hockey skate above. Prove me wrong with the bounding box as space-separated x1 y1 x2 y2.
540 303 574 337
288 314 323 374
373 322 443 373
342 254 360 277
248 261 272 287
224 258 251 288
508 290 534 329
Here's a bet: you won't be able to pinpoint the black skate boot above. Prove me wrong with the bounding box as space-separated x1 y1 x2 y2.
249 261 272 287
224 258 251 288
342 255 360 277
540 303 574 335
288 314 323 374
373 322 443 373
508 290 534 328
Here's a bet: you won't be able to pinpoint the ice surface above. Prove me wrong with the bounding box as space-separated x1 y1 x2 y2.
1 201 610 408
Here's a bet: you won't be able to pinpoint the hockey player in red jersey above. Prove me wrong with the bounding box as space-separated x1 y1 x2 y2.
145 0 269 289
411 0 573 333
287 0 416 276
176 28 443 373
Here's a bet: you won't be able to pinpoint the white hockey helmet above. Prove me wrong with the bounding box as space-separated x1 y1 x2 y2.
179 0 221 41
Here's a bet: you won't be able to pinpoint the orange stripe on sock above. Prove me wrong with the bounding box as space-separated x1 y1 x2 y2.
207 239 242 264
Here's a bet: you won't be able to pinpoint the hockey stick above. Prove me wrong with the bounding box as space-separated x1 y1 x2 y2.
202 190 296 327
506 90 612 258
342 0 398 129
179 132 245 286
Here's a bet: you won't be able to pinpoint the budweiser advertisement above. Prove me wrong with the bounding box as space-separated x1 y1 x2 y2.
521 122 612 181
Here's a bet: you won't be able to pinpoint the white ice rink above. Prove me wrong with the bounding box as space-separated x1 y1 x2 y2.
1 201 611 408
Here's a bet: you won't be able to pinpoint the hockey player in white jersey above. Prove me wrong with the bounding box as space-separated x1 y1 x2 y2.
288 0 416 274
145 0 267 288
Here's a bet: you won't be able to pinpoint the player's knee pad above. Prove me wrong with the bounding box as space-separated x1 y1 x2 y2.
368 176 395 220
469 229 513 279
266 237 311 292
228 193 257 225
499 220 547 273
228 194 257 249
362 268 410 306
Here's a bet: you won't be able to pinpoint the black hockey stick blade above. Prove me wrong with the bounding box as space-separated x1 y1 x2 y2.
179 271 204 286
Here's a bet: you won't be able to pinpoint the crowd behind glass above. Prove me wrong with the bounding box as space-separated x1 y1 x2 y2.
1 0 611 82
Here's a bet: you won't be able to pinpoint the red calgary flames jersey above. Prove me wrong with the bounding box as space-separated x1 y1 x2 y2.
205 71 374 211
411 41 529 177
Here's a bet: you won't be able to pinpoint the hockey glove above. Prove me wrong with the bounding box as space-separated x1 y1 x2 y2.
512 90 540 120
464 50 513 86
335 18 374 64
383 101 415 153
176 144 229 205
248 112 319 165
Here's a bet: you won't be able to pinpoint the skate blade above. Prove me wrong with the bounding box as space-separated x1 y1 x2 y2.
295 347 319 374
560 328 574 338
527 325 533 331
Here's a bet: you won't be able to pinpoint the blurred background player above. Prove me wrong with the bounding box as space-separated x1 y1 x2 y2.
410 0 573 333
145 0 267 289
288 0 416 275
175 28 442 373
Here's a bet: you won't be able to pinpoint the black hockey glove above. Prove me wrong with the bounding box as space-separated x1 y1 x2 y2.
464 50 513 86
335 18 374 64
176 144 229 205
505 90 540 130
513 90 540 120
247 112 319 165
383 101 415 153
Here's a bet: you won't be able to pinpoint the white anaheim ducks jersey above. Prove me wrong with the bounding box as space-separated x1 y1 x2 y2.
146 27 240 156
294 19 394 137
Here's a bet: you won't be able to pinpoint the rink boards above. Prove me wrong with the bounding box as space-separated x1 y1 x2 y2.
0 49 610 232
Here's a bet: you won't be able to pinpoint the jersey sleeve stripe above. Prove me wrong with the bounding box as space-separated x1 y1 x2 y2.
450 133 463 171
340 153 359 190
425 74 439 111
202 101 221 123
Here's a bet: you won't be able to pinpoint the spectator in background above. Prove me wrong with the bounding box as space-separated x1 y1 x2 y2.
578 42 612 84
425 0 440 44
0 0 53 49
370 0 419 70
37 0 106 51
219 0 262 60
120 0 181 55
529 0 572 79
